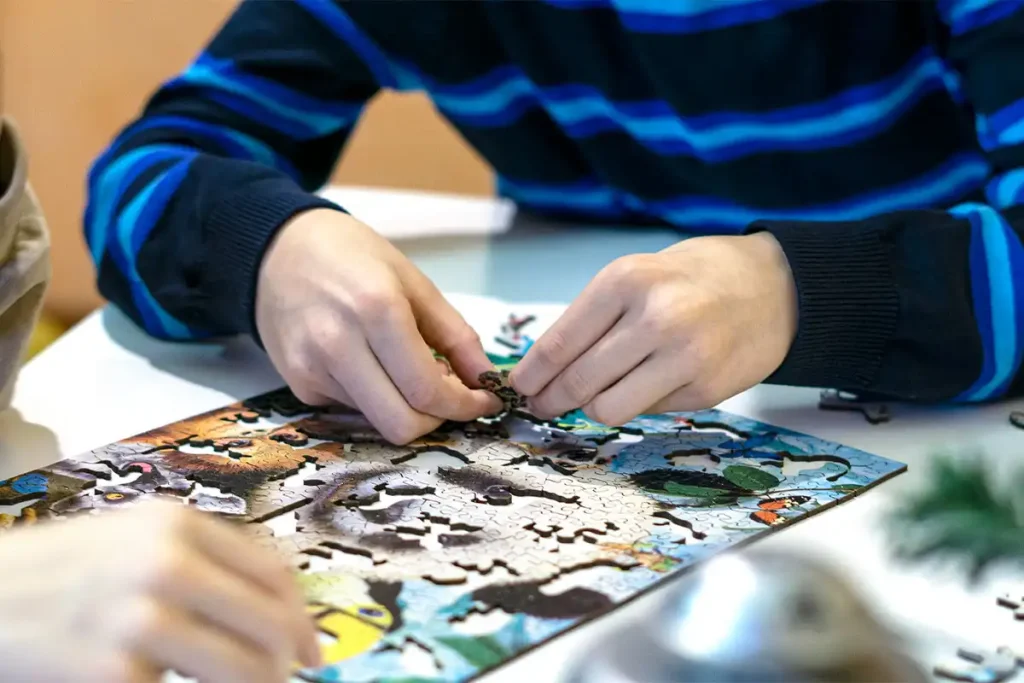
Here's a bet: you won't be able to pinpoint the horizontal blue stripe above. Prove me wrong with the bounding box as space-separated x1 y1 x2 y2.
951 203 1024 401
986 169 1024 208
941 0 1023 35
126 115 299 178
114 158 200 339
500 153 989 230
402 48 956 162
979 97 1024 150
540 0 823 34
294 0 396 88
166 55 360 139
87 145 194 265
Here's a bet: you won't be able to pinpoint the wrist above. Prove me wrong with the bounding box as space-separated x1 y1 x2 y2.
745 219 899 391
742 231 799 355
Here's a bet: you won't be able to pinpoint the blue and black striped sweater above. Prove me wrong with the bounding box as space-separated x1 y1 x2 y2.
87 0 1024 403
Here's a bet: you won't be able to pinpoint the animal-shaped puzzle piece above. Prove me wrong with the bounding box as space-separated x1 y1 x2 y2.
479 369 525 413
818 389 891 425
934 647 1022 683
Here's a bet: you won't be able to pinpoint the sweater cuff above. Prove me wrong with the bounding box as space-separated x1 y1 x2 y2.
746 218 900 391
205 178 343 339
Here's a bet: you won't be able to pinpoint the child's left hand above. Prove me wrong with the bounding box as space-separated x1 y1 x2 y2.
509 232 798 424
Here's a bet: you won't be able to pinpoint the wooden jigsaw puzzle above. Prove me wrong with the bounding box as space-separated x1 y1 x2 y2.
0 379 906 682
0 313 907 681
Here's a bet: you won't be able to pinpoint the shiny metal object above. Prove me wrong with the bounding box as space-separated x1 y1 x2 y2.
565 550 927 683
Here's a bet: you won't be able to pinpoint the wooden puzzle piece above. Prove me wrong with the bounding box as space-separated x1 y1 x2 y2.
0 461 101 528
818 389 891 424
997 592 1024 620
934 647 1022 683
478 370 525 413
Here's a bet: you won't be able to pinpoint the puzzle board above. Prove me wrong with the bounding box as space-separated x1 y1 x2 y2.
0 384 906 682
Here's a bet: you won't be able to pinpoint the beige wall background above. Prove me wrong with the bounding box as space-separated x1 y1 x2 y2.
1 0 493 324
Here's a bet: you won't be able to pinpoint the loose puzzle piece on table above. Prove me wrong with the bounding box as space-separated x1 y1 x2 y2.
999 592 1024 621
1 380 907 682
934 646 1023 683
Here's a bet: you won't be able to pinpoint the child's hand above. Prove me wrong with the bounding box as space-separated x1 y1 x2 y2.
0 503 320 683
510 232 798 424
255 209 501 444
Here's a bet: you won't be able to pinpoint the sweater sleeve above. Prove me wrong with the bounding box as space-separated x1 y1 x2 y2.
748 1 1024 402
85 0 388 340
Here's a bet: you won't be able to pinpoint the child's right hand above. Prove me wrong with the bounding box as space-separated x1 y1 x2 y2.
255 209 501 444
0 502 320 683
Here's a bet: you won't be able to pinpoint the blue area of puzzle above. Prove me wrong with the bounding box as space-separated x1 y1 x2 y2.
302 409 905 683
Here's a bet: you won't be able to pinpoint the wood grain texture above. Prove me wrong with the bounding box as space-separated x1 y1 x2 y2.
1 0 492 323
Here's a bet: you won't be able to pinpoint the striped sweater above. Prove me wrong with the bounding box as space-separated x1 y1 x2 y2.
87 0 1024 403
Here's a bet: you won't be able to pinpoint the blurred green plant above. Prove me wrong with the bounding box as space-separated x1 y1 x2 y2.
889 455 1024 581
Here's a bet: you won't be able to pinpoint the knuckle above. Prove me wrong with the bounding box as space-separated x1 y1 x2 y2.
602 254 653 289
536 330 570 368
447 323 482 354
585 399 627 427
404 379 443 413
562 368 594 405
382 418 421 446
638 311 671 342
684 382 718 409
351 287 399 326
290 385 323 406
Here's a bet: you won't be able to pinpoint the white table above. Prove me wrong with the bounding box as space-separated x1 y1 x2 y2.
3 187 1022 680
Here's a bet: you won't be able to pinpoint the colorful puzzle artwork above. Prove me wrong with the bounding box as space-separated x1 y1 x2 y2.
0 377 906 682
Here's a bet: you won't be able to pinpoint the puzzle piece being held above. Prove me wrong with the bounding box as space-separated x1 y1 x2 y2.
479 369 526 413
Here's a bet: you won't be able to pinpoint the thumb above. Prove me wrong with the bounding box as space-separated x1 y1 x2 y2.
405 273 493 387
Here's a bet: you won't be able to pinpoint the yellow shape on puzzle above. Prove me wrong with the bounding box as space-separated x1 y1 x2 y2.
298 572 394 665
308 603 392 664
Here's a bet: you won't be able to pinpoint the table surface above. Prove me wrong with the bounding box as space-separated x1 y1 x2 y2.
4 186 1023 681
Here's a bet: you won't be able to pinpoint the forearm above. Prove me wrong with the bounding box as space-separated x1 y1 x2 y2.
750 202 1024 402
85 0 378 340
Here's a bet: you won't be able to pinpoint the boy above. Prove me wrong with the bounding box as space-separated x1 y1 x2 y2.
87 0 1024 444
0 117 318 681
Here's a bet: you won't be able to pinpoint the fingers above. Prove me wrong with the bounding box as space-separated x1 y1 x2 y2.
643 380 729 415
362 297 501 421
158 551 320 670
187 516 320 668
511 281 625 398
126 602 286 683
528 313 651 419
405 271 494 385
581 353 689 426
328 341 445 444
288 384 353 410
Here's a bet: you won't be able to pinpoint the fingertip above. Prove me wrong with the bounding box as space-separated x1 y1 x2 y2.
479 390 504 416
509 364 544 398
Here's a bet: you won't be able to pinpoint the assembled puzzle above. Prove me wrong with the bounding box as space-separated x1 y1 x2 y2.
0 312 907 682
